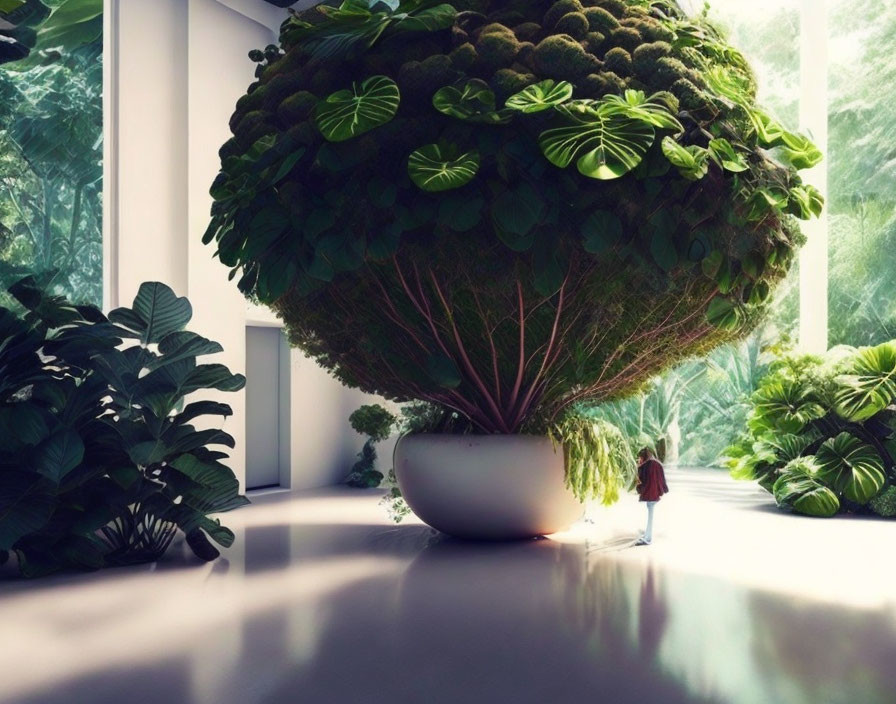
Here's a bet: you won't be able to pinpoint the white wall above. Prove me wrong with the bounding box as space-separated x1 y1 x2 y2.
105 0 379 491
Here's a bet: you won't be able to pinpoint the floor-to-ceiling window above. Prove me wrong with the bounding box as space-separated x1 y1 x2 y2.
827 0 896 347
0 1 103 306
592 0 849 467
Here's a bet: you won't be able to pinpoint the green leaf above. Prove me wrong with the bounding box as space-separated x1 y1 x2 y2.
701 250 724 278
749 379 826 434
490 181 545 251
539 101 656 180
779 132 823 170
109 282 192 345
37 0 103 53
34 431 84 482
314 75 400 142
432 79 512 124
787 185 825 220
153 331 224 369
772 459 840 517
601 90 684 132
581 210 623 254
0 1 25 14
835 341 896 421
704 65 753 102
407 144 480 192
708 138 749 172
661 136 710 180
505 79 573 114
745 108 786 147
0 471 56 551
425 353 461 389
705 296 742 332
438 194 483 232
815 433 886 505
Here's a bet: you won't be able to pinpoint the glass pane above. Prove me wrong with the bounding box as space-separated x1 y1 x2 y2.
0 11 103 306
827 0 896 346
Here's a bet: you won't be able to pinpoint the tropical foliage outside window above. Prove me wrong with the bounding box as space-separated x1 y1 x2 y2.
0 0 103 306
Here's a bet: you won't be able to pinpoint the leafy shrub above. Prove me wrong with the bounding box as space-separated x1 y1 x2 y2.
727 341 896 518
205 0 821 500
345 404 398 488
0 277 247 576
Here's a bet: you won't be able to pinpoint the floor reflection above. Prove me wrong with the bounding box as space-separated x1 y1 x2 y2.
3 489 896 704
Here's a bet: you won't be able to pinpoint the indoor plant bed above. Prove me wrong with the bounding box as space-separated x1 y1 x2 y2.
206 0 822 538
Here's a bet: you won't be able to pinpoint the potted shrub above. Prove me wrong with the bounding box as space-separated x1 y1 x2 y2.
205 0 822 538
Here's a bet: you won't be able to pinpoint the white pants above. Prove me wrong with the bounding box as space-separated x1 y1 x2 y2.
644 501 657 542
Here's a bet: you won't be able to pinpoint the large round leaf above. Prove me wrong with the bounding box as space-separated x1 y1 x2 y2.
314 75 400 142
505 79 573 114
748 379 826 434
834 341 896 421
432 79 511 124
601 90 683 132
814 432 886 505
538 101 656 180
772 457 840 517
407 144 480 192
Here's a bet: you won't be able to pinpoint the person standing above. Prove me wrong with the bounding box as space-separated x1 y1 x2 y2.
635 448 668 546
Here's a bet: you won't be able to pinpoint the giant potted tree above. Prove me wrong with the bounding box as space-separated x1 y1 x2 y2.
206 0 822 538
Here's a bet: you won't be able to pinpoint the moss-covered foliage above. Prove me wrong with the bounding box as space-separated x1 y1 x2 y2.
207 0 822 434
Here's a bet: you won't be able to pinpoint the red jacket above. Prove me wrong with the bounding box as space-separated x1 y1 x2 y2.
637 459 669 502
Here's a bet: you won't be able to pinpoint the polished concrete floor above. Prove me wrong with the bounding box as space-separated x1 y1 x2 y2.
2 468 896 704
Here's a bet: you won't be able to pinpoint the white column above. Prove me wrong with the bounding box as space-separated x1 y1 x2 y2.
798 0 829 353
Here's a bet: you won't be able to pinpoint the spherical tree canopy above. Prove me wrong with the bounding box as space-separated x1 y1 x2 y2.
206 0 822 434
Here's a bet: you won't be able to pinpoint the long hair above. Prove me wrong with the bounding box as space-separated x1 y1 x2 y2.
638 447 656 463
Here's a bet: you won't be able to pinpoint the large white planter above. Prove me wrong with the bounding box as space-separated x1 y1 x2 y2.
393 434 584 540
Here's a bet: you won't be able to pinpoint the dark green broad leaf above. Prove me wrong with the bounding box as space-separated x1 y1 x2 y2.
532 236 566 297
425 353 462 389
367 223 402 259
815 432 886 505
432 79 512 124
314 75 400 142
407 144 480 192
0 471 56 551
539 101 656 180
185 529 221 561
661 136 710 181
437 193 483 232
153 331 224 369
109 282 193 345
0 404 49 446
708 138 749 172
581 210 623 254
505 79 573 114
175 401 234 425
705 296 742 331
649 209 679 271
34 431 85 483
490 181 545 251
257 259 298 303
